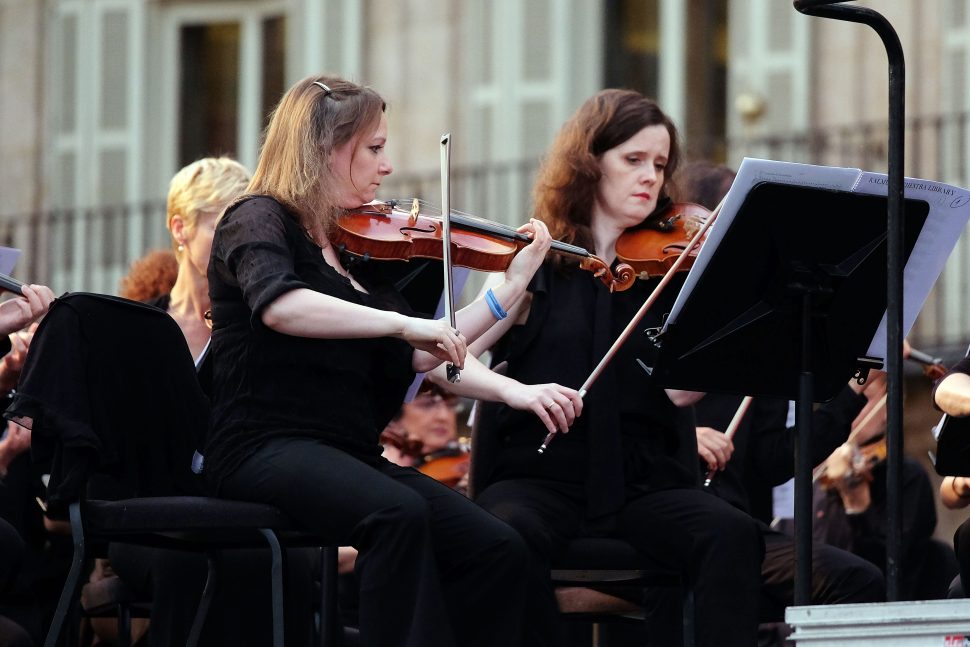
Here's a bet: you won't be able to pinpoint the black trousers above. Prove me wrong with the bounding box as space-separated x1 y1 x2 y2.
953 517 970 598
476 478 765 647
759 525 885 620
221 436 529 647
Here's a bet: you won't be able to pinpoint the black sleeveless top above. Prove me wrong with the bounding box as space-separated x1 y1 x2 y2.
476 262 698 518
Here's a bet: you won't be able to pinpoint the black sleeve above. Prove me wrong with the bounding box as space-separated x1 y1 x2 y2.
212 197 313 328
748 385 867 486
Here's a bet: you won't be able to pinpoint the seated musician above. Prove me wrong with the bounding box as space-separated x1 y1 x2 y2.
682 162 887 634
452 91 764 647
935 352 970 597
105 157 317 647
813 340 952 600
203 74 586 647
0 283 56 646
381 379 466 478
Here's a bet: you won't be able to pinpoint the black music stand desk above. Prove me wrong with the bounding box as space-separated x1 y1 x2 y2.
651 180 929 603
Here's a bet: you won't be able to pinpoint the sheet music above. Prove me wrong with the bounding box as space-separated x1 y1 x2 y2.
666 158 970 359
0 247 21 275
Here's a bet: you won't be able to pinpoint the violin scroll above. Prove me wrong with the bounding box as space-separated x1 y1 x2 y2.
578 256 636 292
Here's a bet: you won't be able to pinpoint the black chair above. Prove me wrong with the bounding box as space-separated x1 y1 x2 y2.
468 402 695 647
550 537 694 646
9 293 339 647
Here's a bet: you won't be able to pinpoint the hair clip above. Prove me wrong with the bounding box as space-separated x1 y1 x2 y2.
313 81 333 97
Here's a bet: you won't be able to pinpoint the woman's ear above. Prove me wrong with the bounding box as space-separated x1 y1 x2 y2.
170 214 186 243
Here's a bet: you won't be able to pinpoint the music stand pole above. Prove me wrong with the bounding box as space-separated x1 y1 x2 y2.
793 0 906 601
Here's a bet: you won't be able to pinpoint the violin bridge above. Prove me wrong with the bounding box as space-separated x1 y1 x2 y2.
409 198 420 226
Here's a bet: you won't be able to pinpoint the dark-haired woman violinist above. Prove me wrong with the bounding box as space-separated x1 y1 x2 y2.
446 90 764 647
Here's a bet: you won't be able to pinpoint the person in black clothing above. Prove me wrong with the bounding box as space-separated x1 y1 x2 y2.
695 392 887 621
0 283 56 646
205 75 579 647
460 90 764 647
927 357 970 597
107 156 293 647
813 453 944 600
678 160 886 624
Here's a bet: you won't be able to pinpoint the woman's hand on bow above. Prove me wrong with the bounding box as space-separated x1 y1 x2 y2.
502 382 583 434
403 316 467 371
695 426 734 473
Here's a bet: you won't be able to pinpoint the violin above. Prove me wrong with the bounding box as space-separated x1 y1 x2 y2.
333 199 635 292
908 347 947 381
539 196 725 452
813 344 943 489
379 423 470 489
614 202 711 280
416 438 471 489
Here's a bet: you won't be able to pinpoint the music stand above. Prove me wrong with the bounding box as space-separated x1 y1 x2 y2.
651 180 929 603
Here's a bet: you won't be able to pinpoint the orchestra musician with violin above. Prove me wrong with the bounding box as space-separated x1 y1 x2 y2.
813 341 950 600
203 75 584 647
684 162 887 628
443 90 764 647
381 379 470 491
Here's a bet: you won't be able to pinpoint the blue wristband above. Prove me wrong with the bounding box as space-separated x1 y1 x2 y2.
485 288 508 320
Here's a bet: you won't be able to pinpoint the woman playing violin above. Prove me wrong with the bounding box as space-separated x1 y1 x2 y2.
204 75 579 647
441 89 764 647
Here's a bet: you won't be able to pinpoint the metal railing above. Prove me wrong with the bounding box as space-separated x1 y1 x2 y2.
4 112 970 352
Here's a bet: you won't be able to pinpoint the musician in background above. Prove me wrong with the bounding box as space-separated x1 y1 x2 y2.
0 283 57 646
381 380 462 469
813 340 953 600
682 161 886 636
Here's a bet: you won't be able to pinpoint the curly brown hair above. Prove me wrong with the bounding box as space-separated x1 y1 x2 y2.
531 89 681 253
118 250 179 302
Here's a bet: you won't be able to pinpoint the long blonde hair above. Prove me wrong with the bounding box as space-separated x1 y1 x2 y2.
246 74 386 234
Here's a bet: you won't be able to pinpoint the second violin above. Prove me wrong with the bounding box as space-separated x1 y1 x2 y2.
614 201 711 280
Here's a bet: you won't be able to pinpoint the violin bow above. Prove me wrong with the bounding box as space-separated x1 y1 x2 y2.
703 395 754 487
439 134 460 383
0 272 24 295
538 194 727 453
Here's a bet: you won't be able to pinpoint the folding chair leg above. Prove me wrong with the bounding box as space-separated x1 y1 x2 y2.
681 586 695 647
259 529 285 647
186 552 219 647
117 602 131 647
44 502 87 647
319 546 339 647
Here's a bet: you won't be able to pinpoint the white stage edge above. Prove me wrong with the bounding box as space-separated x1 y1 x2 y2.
787 599 970 645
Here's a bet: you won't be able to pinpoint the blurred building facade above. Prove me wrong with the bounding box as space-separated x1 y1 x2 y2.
0 0 968 352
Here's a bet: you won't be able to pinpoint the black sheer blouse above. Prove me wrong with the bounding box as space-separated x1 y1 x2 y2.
204 196 416 490
475 263 698 518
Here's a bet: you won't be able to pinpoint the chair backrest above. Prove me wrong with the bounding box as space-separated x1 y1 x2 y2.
8 293 208 513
